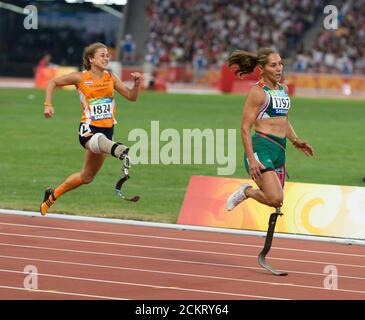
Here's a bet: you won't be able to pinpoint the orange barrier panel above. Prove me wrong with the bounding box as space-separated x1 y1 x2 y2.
35 66 78 89
287 73 365 91
34 66 57 89
178 176 365 240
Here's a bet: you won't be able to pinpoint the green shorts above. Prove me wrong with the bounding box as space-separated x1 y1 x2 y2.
244 131 286 173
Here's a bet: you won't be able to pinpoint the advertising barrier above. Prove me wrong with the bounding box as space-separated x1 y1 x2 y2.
178 176 365 240
286 73 365 91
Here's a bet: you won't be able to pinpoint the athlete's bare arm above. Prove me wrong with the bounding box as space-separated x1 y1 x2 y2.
241 85 266 180
287 121 315 156
282 83 314 156
44 72 83 118
113 72 142 101
281 83 299 143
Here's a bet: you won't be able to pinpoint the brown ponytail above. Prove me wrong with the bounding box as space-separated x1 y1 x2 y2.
82 42 107 70
228 48 277 77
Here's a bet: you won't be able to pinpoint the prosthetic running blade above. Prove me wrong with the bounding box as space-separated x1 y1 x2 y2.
115 175 140 202
258 252 288 276
114 155 140 202
257 210 288 276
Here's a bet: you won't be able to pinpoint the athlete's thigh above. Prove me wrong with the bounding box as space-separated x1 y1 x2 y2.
81 149 108 177
255 170 283 199
244 151 274 174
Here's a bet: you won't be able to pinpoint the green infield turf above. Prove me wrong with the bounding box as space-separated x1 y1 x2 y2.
0 88 364 222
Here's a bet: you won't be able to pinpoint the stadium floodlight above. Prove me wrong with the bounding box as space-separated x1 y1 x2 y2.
65 0 127 4
0 1 27 14
92 4 123 18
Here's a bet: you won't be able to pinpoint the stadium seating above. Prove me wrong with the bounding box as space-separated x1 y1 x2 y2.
146 0 324 68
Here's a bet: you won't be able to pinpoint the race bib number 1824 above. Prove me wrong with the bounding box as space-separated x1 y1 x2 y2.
89 97 113 120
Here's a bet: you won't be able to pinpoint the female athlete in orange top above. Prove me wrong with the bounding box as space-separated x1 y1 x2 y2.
40 42 142 215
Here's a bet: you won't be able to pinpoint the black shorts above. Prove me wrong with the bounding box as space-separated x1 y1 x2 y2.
78 123 114 148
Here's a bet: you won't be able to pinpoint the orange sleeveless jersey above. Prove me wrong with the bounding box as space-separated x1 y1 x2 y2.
76 70 117 128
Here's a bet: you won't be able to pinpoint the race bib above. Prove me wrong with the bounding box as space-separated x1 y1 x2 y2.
89 97 114 121
271 96 291 114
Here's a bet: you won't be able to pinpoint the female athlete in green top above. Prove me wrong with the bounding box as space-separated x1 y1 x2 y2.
227 48 314 211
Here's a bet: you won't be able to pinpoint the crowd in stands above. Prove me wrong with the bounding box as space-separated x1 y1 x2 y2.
3 0 365 78
146 0 365 75
293 0 365 74
145 0 324 70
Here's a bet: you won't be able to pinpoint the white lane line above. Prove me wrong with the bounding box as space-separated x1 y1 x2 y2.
0 285 126 300
0 222 363 258
1 242 365 281
1 254 365 296
0 268 286 300
0 232 364 269
1 209 363 246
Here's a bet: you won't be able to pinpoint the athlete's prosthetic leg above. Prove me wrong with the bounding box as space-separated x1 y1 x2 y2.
258 207 288 276
115 151 140 202
89 134 139 202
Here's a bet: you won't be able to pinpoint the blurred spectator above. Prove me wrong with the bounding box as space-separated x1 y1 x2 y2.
37 53 52 68
192 49 208 82
145 48 160 67
34 53 56 88
336 54 353 75
293 51 311 72
121 34 137 64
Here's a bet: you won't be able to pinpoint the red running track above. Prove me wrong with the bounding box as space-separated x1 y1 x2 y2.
0 212 364 300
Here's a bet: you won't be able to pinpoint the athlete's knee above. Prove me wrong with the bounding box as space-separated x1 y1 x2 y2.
80 174 95 184
87 133 129 159
87 133 104 154
266 194 284 208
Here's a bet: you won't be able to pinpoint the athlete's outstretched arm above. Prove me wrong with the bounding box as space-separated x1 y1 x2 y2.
113 72 142 101
286 120 299 143
286 120 314 156
44 72 82 118
281 83 314 157
241 86 266 180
